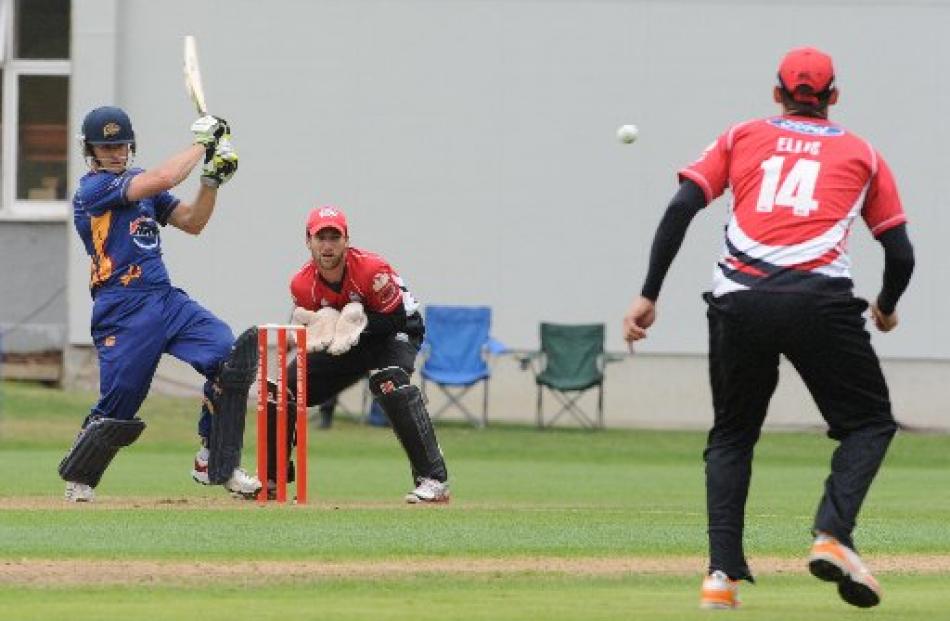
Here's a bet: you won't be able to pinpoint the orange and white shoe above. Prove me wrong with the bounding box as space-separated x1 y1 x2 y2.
700 570 740 609
808 533 881 608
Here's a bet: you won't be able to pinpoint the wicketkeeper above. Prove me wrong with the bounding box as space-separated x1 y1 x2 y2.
266 206 450 503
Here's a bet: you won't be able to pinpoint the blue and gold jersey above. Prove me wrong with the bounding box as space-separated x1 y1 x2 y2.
73 168 180 294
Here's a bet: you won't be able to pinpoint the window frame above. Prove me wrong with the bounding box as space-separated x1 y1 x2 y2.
0 0 71 222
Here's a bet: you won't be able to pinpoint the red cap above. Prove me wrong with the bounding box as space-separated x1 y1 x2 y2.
306 205 348 236
778 47 835 103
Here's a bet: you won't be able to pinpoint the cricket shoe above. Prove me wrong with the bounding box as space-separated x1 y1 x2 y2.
808 533 881 608
404 478 450 504
64 481 95 503
699 570 740 609
191 446 211 485
225 467 263 499
265 462 297 500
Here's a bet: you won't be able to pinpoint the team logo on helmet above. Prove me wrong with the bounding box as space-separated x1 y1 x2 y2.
318 207 339 217
103 122 122 138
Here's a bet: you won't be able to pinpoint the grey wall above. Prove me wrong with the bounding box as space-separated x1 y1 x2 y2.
62 0 950 429
0 222 67 352
69 0 950 359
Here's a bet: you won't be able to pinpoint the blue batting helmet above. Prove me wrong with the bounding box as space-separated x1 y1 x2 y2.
81 106 135 147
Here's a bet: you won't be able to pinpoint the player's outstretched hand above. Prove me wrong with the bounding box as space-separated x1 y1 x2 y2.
623 295 656 351
870 303 898 332
293 307 340 352
327 302 368 355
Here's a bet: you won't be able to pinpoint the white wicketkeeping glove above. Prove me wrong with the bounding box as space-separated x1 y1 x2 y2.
292 306 340 352
327 302 368 355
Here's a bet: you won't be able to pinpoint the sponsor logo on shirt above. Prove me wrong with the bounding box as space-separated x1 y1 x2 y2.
372 273 390 291
373 272 399 306
129 216 160 250
768 118 844 137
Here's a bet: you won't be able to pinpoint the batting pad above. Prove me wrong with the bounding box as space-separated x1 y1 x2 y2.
208 326 259 484
58 416 146 487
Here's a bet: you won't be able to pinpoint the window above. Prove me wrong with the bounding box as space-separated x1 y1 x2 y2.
17 0 70 59
0 0 71 219
17 75 68 200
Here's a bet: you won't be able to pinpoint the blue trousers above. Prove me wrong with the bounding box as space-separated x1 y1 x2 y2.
90 287 234 440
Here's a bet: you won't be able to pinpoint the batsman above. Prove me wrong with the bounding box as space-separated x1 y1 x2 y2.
61 105 261 501
266 206 450 503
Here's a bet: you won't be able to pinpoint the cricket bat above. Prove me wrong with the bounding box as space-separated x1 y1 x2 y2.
183 35 208 115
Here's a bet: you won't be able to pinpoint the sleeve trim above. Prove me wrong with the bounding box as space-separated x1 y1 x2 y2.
871 214 907 237
677 169 713 204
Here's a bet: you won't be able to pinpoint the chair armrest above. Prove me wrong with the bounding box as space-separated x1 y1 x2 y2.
417 339 432 361
484 336 508 356
597 351 628 372
514 351 544 373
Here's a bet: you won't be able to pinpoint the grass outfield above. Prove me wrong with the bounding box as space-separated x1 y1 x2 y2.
3 576 950 621
1 380 949 619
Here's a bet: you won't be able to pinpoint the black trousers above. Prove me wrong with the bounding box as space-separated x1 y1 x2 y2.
286 333 420 407
704 291 897 581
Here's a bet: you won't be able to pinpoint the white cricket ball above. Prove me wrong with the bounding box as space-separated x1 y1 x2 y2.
617 124 639 144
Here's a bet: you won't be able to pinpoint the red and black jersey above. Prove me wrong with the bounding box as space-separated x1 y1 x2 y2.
679 115 906 296
289 247 420 318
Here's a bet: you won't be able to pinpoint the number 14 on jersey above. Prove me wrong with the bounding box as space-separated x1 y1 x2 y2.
756 156 820 217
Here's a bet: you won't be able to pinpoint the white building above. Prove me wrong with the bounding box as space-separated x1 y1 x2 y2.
3 0 948 429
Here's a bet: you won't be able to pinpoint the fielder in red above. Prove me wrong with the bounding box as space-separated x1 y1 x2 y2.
623 47 914 609
267 206 449 504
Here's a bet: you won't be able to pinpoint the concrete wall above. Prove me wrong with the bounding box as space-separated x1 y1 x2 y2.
63 0 950 429
0 222 67 352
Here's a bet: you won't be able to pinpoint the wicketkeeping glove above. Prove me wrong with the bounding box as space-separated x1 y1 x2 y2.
191 115 229 161
327 302 368 355
200 136 239 188
292 306 341 352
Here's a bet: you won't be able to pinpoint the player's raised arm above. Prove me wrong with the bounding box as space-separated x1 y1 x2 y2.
126 116 226 203
167 119 239 235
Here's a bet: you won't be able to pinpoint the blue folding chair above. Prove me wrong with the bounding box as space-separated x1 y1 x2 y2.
420 305 503 428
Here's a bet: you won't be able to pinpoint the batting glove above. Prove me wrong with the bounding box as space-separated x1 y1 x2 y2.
327 302 368 355
200 136 239 188
191 115 229 160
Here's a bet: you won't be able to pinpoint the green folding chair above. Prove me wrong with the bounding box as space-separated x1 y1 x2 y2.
519 323 619 429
